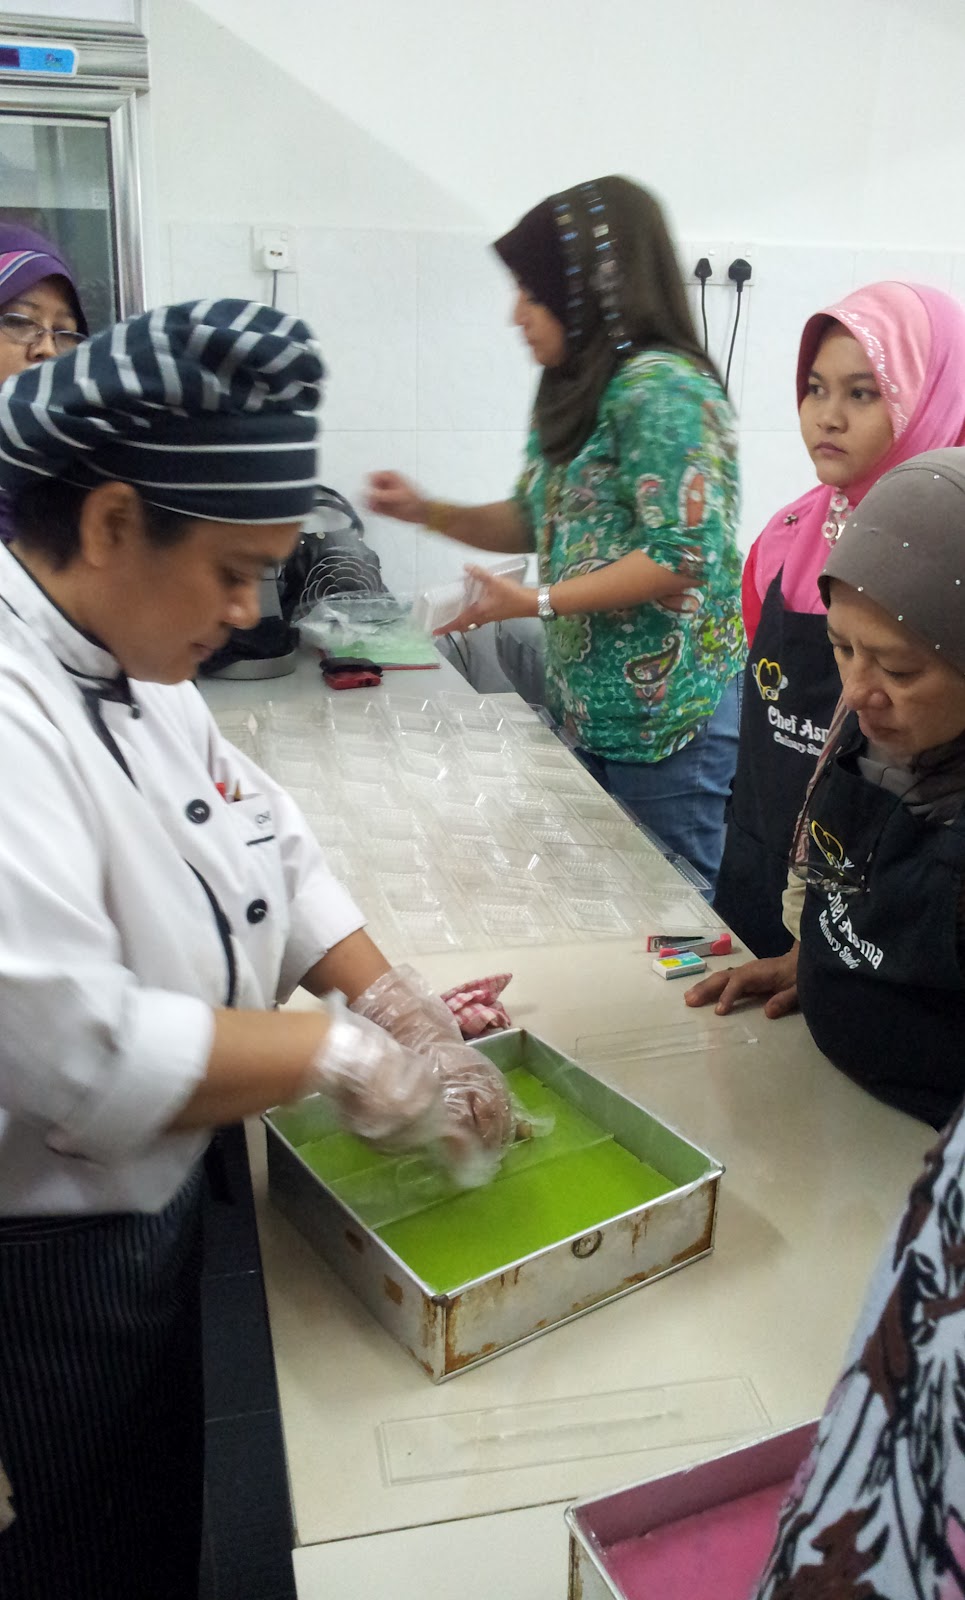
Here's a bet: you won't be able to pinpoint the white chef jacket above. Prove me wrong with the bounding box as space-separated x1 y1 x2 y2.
0 544 364 1216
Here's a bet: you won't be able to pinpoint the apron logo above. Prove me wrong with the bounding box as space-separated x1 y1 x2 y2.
809 821 854 872
754 658 788 702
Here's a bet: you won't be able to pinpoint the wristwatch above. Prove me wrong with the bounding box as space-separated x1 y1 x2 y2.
536 583 556 621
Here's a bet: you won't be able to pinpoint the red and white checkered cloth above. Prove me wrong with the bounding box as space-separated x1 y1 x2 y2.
442 973 512 1037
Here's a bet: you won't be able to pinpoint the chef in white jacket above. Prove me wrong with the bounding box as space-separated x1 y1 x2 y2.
0 298 511 1600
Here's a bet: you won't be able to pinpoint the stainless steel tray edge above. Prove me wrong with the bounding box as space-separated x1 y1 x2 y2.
265 1129 447 1380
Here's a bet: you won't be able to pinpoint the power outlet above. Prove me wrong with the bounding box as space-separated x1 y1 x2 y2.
253 227 297 273
683 242 756 286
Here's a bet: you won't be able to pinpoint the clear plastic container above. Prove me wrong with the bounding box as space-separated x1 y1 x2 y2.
393 711 445 735
640 884 716 933
359 806 424 841
473 892 553 944
537 766 599 797
495 698 543 725
539 843 625 886
506 721 562 749
395 730 447 758
584 814 649 850
387 907 467 954
395 747 449 781
668 853 713 896
483 846 553 883
265 754 327 786
432 799 497 838
301 811 357 847
328 698 383 729
460 728 510 755
363 836 431 873
335 727 394 756
523 746 581 775
336 749 394 781
563 793 629 824
525 816 599 848
559 892 637 937
461 750 509 780
498 799 571 830
340 779 397 811
441 697 506 733
379 876 448 914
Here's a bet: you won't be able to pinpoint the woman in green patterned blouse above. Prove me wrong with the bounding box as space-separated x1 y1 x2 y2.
368 176 745 889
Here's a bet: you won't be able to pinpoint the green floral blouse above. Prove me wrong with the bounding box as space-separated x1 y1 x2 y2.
515 351 745 763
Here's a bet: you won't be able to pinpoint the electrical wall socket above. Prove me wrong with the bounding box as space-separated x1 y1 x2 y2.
252 226 297 273
683 241 755 285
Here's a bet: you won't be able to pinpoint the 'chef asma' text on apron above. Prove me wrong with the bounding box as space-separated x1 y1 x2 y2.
818 890 884 971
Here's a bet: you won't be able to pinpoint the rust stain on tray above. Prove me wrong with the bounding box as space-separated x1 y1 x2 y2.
383 1275 404 1306
344 1228 364 1254
631 1212 649 1249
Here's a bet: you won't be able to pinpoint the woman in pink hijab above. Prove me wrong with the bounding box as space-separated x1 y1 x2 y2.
714 282 965 955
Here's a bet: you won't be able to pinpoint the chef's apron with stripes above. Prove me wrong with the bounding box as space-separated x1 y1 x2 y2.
0 1163 204 1599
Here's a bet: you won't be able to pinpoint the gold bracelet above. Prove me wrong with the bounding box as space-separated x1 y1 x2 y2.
423 499 460 535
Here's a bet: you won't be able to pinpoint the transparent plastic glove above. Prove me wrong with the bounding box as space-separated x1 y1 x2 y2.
425 1036 515 1188
350 963 462 1052
351 965 514 1182
309 1005 442 1149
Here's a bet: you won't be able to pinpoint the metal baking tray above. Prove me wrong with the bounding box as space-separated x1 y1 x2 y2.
264 1028 723 1382
565 1419 818 1599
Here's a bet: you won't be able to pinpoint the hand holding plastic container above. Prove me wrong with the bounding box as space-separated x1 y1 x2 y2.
409 557 528 635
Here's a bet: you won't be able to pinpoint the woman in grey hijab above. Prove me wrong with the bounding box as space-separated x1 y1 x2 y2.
687 447 965 1130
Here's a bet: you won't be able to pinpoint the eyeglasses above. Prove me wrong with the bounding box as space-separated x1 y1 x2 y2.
0 312 86 356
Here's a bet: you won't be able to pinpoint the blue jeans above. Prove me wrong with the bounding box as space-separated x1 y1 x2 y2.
575 676 740 895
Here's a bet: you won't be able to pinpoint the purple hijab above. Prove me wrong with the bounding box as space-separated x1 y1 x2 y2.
0 223 87 542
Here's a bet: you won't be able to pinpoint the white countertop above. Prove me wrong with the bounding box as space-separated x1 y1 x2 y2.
203 649 932 1597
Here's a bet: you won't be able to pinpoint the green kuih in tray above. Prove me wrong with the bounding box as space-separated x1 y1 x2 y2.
293 1067 675 1294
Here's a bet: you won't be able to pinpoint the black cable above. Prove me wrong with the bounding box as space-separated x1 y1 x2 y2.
694 258 713 356
450 631 471 676
724 290 743 393
271 269 279 309
724 259 752 395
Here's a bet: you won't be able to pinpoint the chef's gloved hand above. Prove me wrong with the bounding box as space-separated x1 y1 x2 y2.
350 963 462 1050
308 1006 442 1150
351 965 513 1182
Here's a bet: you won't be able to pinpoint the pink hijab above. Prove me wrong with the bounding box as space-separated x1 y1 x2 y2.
744 282 965 639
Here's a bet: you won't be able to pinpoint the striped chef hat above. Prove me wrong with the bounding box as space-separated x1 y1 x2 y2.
0 299 323 524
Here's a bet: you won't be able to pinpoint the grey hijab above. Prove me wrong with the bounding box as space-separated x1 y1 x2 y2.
821 448 965 819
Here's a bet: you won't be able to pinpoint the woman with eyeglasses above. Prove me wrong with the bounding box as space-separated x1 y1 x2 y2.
0 223 87 542
686 449 965 1130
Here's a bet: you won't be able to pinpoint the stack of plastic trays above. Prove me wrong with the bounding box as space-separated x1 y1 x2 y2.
256 734 326 788
437 693 506 733
212 707 260 761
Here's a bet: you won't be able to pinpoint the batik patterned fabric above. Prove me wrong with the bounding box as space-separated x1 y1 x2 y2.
515 350 743 763
755 1101 965 1599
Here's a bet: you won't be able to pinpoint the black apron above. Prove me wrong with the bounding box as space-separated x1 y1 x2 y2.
796 718 965 1129
0 1167 205 1599
714 568 841 956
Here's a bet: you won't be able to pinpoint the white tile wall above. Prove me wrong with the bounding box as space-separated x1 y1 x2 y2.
160 225 965 577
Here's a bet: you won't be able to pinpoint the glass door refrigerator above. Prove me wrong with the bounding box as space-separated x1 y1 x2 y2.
0 13 148 330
